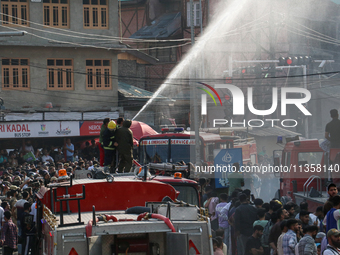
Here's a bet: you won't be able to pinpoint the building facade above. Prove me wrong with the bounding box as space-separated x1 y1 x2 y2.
0 0 119 112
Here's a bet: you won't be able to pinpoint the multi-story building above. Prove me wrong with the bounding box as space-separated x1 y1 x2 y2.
0 0 119 111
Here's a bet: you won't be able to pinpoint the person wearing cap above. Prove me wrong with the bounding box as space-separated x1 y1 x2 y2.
315 232 326 244
103 120 118 172
323 229 340 255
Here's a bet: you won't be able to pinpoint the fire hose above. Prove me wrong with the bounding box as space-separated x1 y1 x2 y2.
86 212 175 237
137 212 176 232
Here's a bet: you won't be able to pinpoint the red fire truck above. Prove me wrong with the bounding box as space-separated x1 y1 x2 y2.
275 139 340 211
138 128 232 167
37 176 214 255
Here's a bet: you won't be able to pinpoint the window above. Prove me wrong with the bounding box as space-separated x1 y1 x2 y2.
1 0 29 26
186 1 201 27
43 0 69 28
86 59 111 90
298 152 323 166
47 59 73 90
83 0 108 29
2 59 30 90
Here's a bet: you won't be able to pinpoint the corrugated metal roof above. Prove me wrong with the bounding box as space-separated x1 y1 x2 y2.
130 12 181 39
118 81 166 100
248 125 301 137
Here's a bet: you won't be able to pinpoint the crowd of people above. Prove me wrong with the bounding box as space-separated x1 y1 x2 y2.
206 182 340 255
0 117 135 254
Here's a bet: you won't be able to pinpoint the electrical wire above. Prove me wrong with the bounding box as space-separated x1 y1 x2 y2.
0 12 191 43
0 25 193 51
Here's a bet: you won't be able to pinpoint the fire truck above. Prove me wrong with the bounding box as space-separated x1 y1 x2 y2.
275 139 340 211
37 174 214 255
138 128 232 167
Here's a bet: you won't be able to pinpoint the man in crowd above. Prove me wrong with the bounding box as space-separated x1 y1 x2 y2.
297 225 318 255
323 229 340 255
282 219 299 255
215 193 230 245
324 183 339 217
268 208 290 254
325 109 340 148
245 225 264 255
0 211 17 255
64 138 74 162
234 193 258 255
326 195 340 232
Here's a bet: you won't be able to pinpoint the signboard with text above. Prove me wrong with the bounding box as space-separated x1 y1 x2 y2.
79 121 102 136
0 121 80 138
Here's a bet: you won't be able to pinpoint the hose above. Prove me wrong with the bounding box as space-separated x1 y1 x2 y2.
137 212 176 232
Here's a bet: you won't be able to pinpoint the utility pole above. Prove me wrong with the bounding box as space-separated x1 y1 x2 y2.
190 0 201 166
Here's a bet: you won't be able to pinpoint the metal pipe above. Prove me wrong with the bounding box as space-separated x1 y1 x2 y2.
0 31 26 36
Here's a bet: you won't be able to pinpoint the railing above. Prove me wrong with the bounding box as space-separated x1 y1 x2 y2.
303 175 322 197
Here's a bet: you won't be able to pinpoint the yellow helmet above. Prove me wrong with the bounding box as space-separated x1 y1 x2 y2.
108 120 116 130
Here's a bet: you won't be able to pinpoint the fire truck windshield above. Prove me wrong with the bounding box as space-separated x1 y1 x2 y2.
139 138 192 164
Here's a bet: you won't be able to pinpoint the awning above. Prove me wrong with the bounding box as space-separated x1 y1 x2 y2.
130 12 182 39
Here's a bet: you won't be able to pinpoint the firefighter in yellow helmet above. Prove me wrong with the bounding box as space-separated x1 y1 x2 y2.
102 120 118 172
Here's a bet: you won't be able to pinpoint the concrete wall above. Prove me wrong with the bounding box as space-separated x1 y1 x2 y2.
0 46 118 110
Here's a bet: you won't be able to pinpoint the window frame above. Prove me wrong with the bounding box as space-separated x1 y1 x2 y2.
83 0 108 29
47 58 74 91
85 59 112 90
1 0 29 27
2 58 30 90
43 0 70 28
186 1 201 27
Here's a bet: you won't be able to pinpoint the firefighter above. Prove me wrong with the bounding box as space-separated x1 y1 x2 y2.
115 119 133 173
103 120 117 172
99 118 110 166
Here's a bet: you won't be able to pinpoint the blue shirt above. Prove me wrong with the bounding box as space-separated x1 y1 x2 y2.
66 143 74 157
282 229 297 255
326 208 338 232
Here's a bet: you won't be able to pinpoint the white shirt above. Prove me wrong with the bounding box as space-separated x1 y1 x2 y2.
42 155 54 163
0 207 4 230
309 213 321 226
20 145 34 154
277 233 285 255
30 202 37 223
